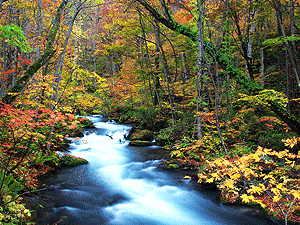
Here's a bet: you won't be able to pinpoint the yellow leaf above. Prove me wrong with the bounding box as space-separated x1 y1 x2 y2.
211 173 219 178
224 179 235 189
271 188 280 195
247 185 264 195
282 137 300 148
183 176 191 179
230 173 241 180
273 195 280 202
241 194 254 203
290 190 300 199
206 177 214 183
259 202 266 208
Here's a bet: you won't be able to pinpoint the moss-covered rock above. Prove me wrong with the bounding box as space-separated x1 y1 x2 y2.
160 158 200 171
155 130 174 146
56 152 88 167
69 128 84 137
79 118 95 129
160 160 181 170
167 163 180 169
128 140 152 147
129 129 154 141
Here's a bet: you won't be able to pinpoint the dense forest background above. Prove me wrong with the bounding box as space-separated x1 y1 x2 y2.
0 0 300 224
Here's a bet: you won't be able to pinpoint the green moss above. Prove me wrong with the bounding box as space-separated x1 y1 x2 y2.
167 164 180 169
69 128 84 137
57 153 88 167
130 129 154 141
79 118 95 129
161 160 181 170
129 140 152 147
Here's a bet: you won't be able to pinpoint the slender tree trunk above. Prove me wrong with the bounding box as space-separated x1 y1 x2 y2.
154 22 175 125
196 0 204 140
285 48 291 112
138 12 161 107
180 52 188 103
52 1 83 110
47 0 84 152
225 72 230 132
92 16 99 90
274 0 300 92
258 22 266 88
247 9 259 60
206 63 228 155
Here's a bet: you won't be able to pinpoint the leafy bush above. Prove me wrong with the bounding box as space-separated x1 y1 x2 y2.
0 101 85 223
156 119 193 146
198 137 300 225
0 195 32 225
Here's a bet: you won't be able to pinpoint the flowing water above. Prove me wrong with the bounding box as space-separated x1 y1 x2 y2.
32 115 281 225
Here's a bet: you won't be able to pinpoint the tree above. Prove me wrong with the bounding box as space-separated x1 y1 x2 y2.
2 0 69 104
130 0 300 136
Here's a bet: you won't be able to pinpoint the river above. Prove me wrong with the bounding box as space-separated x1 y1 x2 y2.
31 115 281 225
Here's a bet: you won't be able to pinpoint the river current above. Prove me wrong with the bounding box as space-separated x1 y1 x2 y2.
33 115 281 225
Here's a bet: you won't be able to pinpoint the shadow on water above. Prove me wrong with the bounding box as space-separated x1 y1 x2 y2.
27 115 282 225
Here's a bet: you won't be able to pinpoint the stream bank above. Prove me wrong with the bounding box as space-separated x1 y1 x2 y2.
25 115 281 225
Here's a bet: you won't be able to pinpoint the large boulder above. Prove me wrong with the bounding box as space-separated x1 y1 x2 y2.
56 152 88 167
129 129 154 141
69 128 84 137
79 118 95 129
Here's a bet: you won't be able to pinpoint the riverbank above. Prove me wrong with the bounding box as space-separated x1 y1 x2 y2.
108 112 299 225
12 113 297 225
0 109 92 225
25 115 279 225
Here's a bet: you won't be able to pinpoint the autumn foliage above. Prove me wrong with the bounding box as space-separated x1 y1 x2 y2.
198 138 300 224
0 101 81 223
0 0 300 223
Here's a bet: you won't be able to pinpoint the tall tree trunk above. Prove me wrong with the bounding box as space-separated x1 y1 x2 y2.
247 9 259 60
258 22 266 88
47 1 84 152
273 0 300 92
52 1 84 110
272 0 300 118
196 0 204 140
225 72 230 132
154 22 175 125
180 52 188 103
138 11 161 107
205 61 228 154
